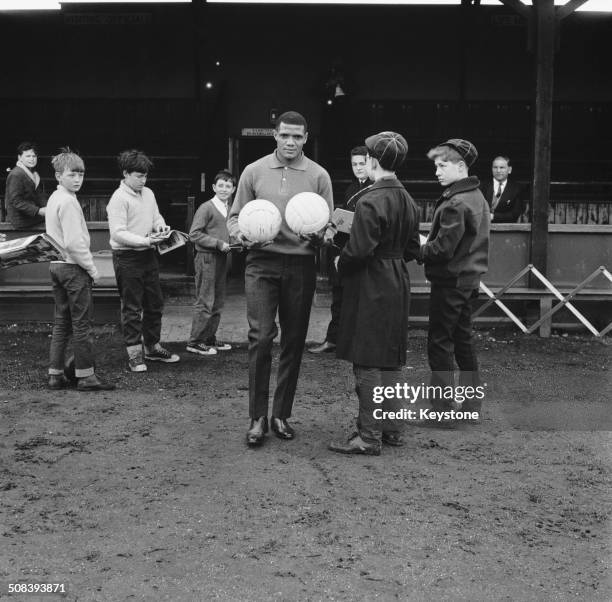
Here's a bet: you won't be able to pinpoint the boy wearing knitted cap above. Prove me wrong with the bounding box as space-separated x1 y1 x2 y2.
329 131 421 455
420 139 490 427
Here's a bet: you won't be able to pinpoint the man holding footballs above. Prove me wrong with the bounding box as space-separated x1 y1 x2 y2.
228 110 335 447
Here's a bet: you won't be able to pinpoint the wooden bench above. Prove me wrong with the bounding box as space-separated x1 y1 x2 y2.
0 285 120 323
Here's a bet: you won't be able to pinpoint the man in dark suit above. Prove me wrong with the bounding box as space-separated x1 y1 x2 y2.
308 145 371 354
481 155 525 223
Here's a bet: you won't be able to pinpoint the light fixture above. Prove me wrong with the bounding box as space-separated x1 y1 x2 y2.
205 82 213 89
0 1 60 9
59 1 190 3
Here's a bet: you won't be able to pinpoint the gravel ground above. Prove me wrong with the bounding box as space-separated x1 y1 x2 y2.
0 324 610 601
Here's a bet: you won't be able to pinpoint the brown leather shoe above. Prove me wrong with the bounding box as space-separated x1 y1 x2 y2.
48 374 69 390
76 375 116 391
246 417 268 447
308 341 336 354
271 417 295 440
328 433 381 456
382 432 405 447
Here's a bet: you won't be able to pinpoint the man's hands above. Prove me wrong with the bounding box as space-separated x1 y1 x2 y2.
299 223 335 248
236 233 273 250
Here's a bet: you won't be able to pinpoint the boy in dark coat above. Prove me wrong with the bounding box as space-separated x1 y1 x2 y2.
420 139 490 427
5 142 47 229
329 132 420 456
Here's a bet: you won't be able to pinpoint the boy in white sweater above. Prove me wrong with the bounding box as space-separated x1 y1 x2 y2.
45 148 115 391
106 149 179 372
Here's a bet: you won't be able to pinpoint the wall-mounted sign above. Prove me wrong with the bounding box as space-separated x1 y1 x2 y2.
241 128 275 137
64 13 152 26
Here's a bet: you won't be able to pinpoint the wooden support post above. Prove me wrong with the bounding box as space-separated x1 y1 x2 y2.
186 195 195 277
529 0 555 288
538 297 552 338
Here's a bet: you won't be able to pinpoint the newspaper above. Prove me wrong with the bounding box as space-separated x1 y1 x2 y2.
0 233 65 270
150 229 189 255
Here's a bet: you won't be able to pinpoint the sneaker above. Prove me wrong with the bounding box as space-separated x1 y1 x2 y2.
129 356 147 372
186 343 218 356
207 338 231 352
145 344 180 363
127 346 147 373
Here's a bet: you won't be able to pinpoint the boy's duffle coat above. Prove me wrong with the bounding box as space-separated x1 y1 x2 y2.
336 177 420 368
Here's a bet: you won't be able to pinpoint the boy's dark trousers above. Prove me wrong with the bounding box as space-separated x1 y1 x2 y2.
325 262 343 345
48 263 95 378
112 249 163 349
427 283 481 411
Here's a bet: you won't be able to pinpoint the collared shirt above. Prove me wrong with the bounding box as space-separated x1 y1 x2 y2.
493 179 507 197
211 195 228 218
106 181 166 250
228 151 333 255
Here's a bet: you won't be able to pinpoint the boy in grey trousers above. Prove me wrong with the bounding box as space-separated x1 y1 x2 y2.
186 169 235 356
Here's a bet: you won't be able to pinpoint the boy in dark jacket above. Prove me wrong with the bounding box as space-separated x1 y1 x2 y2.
421 139 490 426
5 142 47 229
329 131 420 455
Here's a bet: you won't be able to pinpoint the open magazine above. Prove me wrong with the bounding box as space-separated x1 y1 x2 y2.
0 233 65 270
149 229 189 255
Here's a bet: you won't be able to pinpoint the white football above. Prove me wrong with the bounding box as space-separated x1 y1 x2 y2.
285 192 330 235
238 199 282 243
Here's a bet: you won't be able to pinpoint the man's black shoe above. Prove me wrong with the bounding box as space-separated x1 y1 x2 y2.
308 341 336 354
246 417 268 447
271 417 295 440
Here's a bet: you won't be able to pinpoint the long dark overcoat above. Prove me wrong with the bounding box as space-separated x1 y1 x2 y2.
336 177 420 368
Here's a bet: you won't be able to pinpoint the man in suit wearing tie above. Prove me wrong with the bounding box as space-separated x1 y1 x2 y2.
481 155 525 223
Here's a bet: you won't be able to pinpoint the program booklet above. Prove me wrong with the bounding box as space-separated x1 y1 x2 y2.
332 208 354 234
0 233 65 270
150 229 189 255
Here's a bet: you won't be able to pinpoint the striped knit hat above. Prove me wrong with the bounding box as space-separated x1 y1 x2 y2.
365 131 408 171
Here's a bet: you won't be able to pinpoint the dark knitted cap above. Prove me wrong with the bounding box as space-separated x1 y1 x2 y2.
365 131 408 171
440 138 478 167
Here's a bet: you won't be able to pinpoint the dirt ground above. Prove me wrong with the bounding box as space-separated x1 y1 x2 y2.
1 323 611 601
